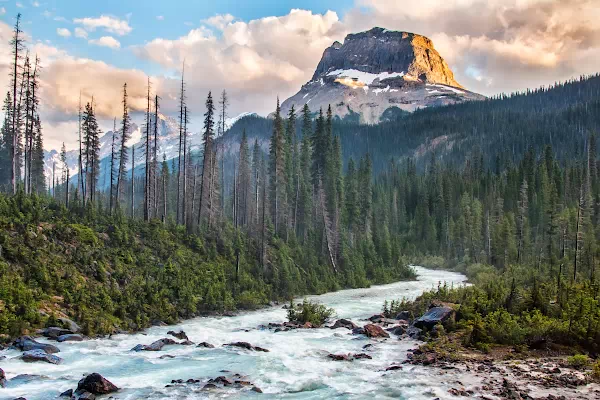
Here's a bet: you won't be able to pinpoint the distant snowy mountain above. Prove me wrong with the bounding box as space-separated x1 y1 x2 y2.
43 112 257 186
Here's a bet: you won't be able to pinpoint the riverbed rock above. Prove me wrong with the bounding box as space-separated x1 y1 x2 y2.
57 334 84 342
59 389 73 398
225 342 269 352
197 342 215 348
167 330 189 341
132 338 178 352
179 340 194 346
406 326 423 339
13 336 60 354
328 353 351 361
40 327 73 340
387 325 408 336
363 324 390 338
77 392 96 400
331 319 358 330
352 353 372 360
352 327 365 335
58 317 81 333
21 349 62 364
209 376 234 386
368 314 386 322
0 368 6 388
414 306 455 330
395 311 412 321
77 373 119 394
386 365 403 371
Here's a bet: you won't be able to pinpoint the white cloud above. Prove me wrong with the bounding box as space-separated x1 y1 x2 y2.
89 36 120 49
74 27 87 39
156 15 164 21
32 1 39 7
133 9 346 116
203 14 235 30
74 15 132 36
56 28 71 38
16 2 24 8
0 7 6 16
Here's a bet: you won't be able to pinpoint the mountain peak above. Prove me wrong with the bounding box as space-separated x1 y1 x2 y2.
312 27 461 88
281 27 483 123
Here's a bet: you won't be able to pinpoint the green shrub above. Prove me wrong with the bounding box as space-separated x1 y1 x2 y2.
568 354 590 369
287 299 335 327
592 360 600 380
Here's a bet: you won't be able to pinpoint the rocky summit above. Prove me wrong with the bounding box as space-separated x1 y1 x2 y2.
281 27 484 123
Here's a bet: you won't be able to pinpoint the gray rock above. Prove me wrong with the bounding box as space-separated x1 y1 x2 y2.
76 392 96 400
57 334 84 342
197 342 215 348
413 306 455 330
167 330 189 341
13 336 60 354
0 367 5 388
59 389 73 398
40 327 73 339
58 317 81 333
21 349 62 364
406 326 423 339
395 311 411 321
330 319 358 330
77 373 119 394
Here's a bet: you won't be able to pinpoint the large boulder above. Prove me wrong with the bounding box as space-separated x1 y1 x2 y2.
21 349 62 364
0 367 6 388
413 306 455 330
331 319 358 330
167 330 189 341
40 327 73 340
57 334 84 343
13 336 60 354
58 318 81 333
363 324 390 338
77 373 119 395
131 338 177 352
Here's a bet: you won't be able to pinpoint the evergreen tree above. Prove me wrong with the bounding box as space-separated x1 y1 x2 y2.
116 83 131 206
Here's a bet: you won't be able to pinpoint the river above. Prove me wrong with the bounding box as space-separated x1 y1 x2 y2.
1 267 468 399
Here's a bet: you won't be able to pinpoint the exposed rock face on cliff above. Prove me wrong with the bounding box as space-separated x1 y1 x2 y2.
281 27 484 123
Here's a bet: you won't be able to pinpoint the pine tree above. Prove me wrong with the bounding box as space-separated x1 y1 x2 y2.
82 102 100 203
30 115 45 194
237 129 252 227
269 98 286 235
143 77 152 222
109 118 117 214
176 65 185 225
0 92 13 188
117 83 131 206
198 91 215 227
10 13 24 194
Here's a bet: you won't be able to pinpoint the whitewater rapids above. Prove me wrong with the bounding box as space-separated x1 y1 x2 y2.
0 267 468 399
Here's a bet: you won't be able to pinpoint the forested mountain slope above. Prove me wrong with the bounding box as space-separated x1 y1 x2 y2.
221 74 600 175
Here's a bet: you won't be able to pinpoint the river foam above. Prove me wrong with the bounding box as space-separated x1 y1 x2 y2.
0 267 468 399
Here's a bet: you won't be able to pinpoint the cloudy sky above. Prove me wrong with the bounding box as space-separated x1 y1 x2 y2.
0 0 599 151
